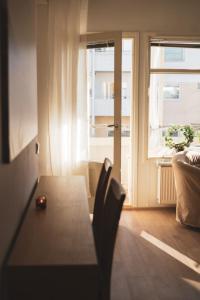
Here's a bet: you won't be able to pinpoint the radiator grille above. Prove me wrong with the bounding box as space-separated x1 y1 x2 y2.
157 165 177 204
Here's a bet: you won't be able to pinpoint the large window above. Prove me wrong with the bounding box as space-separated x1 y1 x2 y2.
148 40 200 157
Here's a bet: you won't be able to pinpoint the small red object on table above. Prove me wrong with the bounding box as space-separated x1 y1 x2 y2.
35 195 47 209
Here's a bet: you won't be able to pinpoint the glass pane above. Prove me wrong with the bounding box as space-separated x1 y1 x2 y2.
87 46 114 163
148 73 200 157
121 38 133 202
151 46 200 69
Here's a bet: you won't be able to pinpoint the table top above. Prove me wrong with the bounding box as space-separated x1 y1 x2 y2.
7 176 98 267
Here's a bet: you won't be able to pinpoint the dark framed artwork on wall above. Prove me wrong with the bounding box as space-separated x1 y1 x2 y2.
1 0 38 162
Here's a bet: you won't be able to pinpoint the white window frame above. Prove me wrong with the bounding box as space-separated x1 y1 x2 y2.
147 35 200 159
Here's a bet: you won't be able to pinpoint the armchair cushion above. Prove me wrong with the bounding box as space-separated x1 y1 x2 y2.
172 150 200 228
186 150 200 167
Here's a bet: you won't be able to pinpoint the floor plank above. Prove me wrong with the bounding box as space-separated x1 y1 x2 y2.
111 208 200 300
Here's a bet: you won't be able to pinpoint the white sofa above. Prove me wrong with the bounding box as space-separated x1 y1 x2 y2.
172 150 200 228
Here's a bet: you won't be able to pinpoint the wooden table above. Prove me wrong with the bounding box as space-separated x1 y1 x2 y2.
5 176 99 300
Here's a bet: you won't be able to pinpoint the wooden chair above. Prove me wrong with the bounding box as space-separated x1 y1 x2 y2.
92 158 112 259
97 178 126 300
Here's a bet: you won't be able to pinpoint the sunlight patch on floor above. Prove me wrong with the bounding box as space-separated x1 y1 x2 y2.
182 278 200 291
140 230 200 274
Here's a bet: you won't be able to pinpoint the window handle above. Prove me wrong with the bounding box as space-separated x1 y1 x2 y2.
107 124 119 129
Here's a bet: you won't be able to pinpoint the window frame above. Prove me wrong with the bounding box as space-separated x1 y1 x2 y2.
147 35 200 159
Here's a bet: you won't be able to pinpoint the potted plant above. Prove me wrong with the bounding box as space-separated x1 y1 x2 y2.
165 125 194 152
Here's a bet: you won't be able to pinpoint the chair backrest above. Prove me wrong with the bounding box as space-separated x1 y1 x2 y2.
92 158 112 238
99 178 126 300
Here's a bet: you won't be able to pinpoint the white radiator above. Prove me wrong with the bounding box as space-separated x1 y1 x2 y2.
157 163 177 204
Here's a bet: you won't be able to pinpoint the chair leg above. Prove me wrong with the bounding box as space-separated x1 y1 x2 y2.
101 275 111 300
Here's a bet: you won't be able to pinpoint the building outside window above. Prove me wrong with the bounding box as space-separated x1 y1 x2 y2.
163 83 180 100
164 48 185 62
102 81 114 99
122 82 128 99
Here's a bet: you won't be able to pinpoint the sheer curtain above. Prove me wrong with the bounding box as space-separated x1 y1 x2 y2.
47 0 89 181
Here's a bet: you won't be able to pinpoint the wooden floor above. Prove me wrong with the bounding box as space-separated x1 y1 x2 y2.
112 208 200 300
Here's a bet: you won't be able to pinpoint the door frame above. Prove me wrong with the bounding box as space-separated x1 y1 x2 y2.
83 32 122 181
122 32 139 207
82 32 139 207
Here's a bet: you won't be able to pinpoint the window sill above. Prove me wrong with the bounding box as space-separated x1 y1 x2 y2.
148 145 200 160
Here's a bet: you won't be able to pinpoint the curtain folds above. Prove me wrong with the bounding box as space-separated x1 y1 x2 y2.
47 0 88 181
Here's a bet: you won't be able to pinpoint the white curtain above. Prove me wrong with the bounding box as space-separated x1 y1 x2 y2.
47 0 89 180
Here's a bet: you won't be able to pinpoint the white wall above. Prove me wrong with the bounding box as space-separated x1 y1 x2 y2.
88 0 200 35
0 0 38 293
88 0 200 207
37 4 51 175
8 0 38 161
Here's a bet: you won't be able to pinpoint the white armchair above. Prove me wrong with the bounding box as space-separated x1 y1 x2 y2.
172 150 200 228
